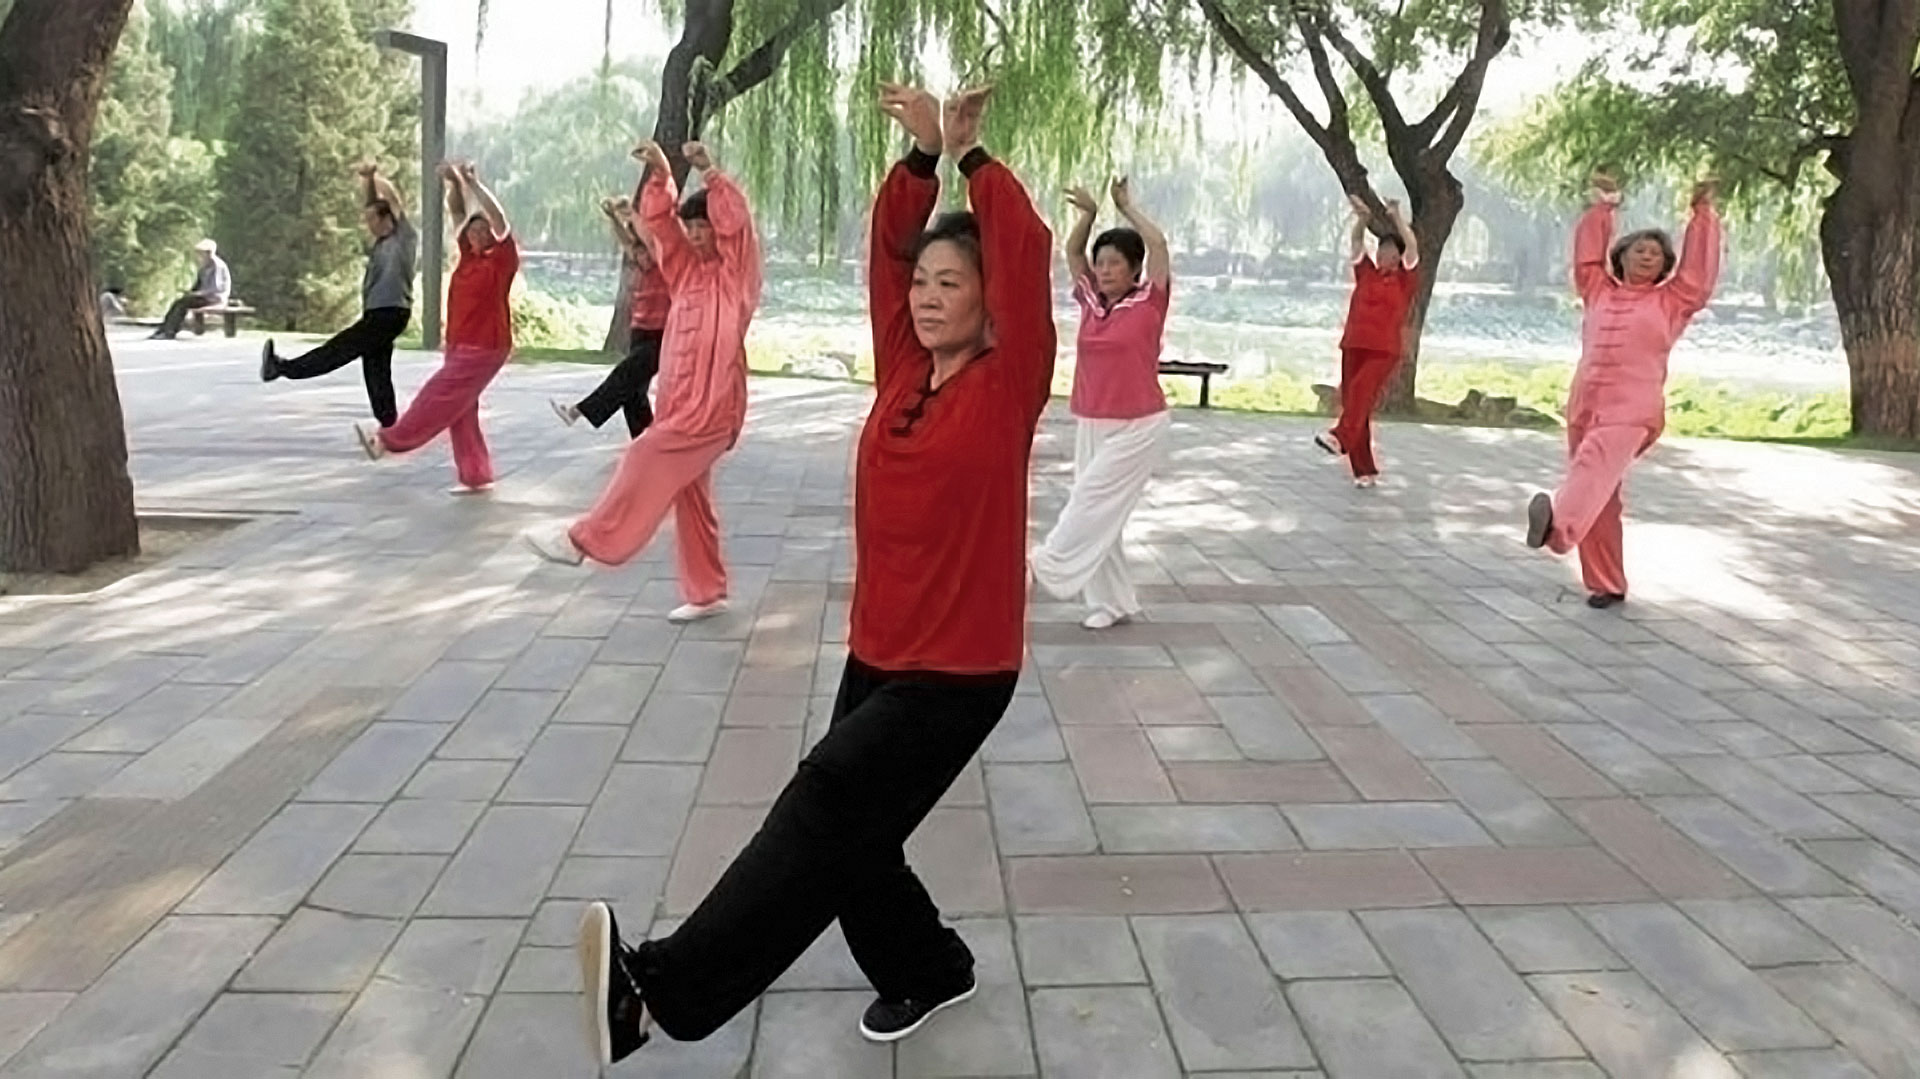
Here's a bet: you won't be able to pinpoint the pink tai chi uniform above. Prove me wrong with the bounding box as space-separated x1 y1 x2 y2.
1543 197 1720 597
564 168 762 606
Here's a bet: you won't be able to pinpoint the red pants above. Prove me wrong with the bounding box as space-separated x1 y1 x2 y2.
1548 421 1657 596
378 344 509 489
1331 348 1399 478
568 430 731 606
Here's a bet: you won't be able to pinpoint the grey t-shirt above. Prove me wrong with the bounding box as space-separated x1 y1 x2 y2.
362 217 418 311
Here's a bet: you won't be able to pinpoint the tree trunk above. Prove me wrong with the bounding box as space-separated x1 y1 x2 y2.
1822 187 1920 437
0 0 140 574
1381 167 1465 414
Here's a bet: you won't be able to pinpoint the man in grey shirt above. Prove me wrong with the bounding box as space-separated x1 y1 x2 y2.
149 239 231 339
260 162 417 426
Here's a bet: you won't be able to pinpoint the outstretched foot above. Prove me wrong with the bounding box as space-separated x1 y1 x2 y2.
1586 592 1626 610
522 522 585 566
1525 492 1554 549
668 599 729 624
353 422 386 461
1352 475 1378 489
577 901 650 1066
550 398 581 427
859 970 977 1043
1081 608 1139 631
259 339 281 382
1314 431 1342 456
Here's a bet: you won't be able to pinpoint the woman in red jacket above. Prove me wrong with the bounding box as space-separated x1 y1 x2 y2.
1317 194 1420 487
573 83 1055 1066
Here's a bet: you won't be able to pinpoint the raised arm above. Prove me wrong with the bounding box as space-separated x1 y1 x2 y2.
440 163 467 223
1111 178 1169 288
360 164 406 220
1663 181 1721 318
601 198 641 256
634 142 695 288
872 84 944 386
1573 171 1620 301
459 163 511 240
683 144 762 310
1064 186 1097 284
1385 199 1418 268
1346 194 1370 264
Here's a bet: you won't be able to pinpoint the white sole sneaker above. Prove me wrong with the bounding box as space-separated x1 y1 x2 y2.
522 523 584 566
668 599 729 623
1081 609 1138 631
551 398 580 427
353 422 386 460
448 483 493 495
578 902 614 1067
858 982 978 1043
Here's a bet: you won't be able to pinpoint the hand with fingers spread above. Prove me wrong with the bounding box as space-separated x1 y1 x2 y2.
942 85 992 158
1109 176 1134 214
683 141 714 172
1065 185 1099 217
457 160 480 184
879 83 943 155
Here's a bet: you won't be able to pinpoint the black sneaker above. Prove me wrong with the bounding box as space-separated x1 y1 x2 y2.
858 971 977 1043
1525 492 1554 549
577 901 650 1066
259 339 280 382
1586 592 1626 610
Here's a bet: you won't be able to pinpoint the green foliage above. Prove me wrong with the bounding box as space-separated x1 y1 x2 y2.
214 0 407 329
90 1 221 309
509 288 607 349
146 0 261 144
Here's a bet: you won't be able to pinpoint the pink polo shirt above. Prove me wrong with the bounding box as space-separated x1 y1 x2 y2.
1069 274 1171 420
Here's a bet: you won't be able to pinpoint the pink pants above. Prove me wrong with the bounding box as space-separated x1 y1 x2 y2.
568 430 730 605
1548 421 1657 596
378 345 509 489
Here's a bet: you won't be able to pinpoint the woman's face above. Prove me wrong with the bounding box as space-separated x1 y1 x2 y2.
685 218 716 257
1091 246 1137 301
1623 237 1667 285
909 240 987 354
462 217 494 251
1376 240 1404 272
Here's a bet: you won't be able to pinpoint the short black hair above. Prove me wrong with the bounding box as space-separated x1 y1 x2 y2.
1091 227 1146 275
1609 228 1677 281
678 190 710 222
366 198 396 221
911 211 982 270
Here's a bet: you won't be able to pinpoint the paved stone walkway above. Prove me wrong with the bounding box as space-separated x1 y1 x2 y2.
3 334 1920 1078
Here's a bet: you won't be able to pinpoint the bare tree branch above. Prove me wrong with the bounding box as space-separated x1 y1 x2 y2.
710 0 850 111
1430 0 1510 161
1291 6 1351 137
1310 6 1408 138
1194 0 1331 146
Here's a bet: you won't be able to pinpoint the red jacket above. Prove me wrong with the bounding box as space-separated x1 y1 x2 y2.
1339 256 1419 357
849 149 1056 674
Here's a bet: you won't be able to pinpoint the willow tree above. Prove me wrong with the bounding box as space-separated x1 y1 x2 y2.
1481 0 1920 439
0 0 142 573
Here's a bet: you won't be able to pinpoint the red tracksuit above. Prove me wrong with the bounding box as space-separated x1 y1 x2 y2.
1332 255 1420 478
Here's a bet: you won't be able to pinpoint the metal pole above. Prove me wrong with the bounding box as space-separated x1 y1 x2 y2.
372 30 448 350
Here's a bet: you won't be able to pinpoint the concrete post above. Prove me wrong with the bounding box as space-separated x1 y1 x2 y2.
371 29 448 350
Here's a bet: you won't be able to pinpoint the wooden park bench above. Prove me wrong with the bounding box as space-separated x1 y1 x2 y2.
1159 360 1230 408
188 302 258 339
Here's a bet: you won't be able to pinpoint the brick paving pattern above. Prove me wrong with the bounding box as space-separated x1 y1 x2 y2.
1 337 1919 1076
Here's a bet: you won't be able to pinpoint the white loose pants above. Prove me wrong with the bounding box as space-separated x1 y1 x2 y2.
1030 411 1171 618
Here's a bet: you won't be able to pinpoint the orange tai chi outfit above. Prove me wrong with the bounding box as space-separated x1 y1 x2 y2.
565 168 762 604
1546 198 1720 597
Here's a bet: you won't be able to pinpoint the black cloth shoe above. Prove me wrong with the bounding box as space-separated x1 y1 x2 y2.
858 970 977 1043
1587 592 1626 609
259 339 280 382
1525 492 1554 549
577 901 650 1066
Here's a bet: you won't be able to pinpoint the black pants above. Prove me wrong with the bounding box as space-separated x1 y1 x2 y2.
576 330 663 436
632 656 1017 1041
156 293 213 337
278 306 411 426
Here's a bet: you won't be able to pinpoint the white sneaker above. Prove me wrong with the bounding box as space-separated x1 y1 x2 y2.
353 422 387 460
668 599 729 623
1081 608 1136 631
1353 475 1377 489
551 398 581 427
449 483 494 495
1314 431 1342 456
522 522 584 565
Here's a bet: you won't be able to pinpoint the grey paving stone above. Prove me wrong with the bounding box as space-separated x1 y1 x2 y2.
309 853 447 918
1578 903 1828 1051
435 688 561 759
148 992 349 1079
1727 1049 1880 1079
1207 696 1323 761
596 616 681 667
499 946 578 993
0 801 63 854
1469 907 1623 974
1145 725 1244 761
299 721 447 802
354 799 486 855
1766 963 1920 1079
444 613 546 662
180 802 378 915
1803 838 1920 922
235 908 402 992
1015 916 1147 985
1467 1065 1604 1079
1673 756 1858 839
24 654 194 716
1650 797 1850 896
1785 896 1920 1008
616 1002 759 1078
0 914 275 1079
1169 645 1268 695
1030 985 1182 1079
1133 915 1314 1071
1287 978 1467 1079
575 763 701 857
0 713 94 780
1283 803 1494 850
61 682 232 753
1092 805 1295 853
1363 695 1488 759
982 696 1068 763
496 637 599 691
1752 754 1872 794
402 759 512 800
767 923 865 991
1246 911 1389 979
0 751 130 800
1545 723 1702 796
92 716 275 800
301 982 484 1079
497 725 624 805
1814 792 1920 863
621 692 725 762
1428 759 1586 846
1361 907 1582 1060
548 855 671 909
420 804 582 916
173 630 313 685
1531 971 1741 1079
1676 899 1842 967
753 990 891 1079
377 917 523 996
984 763 1097 855
381 660 502 723
1306 643 1408 694
655 640 744 696
1266 605 1350 647
0 992 70 1068
453 993 601 1078
1827 752 1920 797
552 662 659 726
